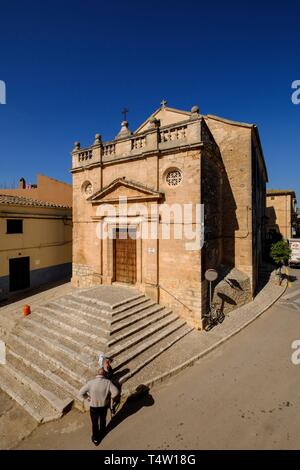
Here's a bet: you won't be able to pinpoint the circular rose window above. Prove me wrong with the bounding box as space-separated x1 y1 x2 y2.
165 169 182 186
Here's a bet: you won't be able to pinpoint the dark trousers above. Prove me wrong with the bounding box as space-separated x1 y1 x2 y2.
90 406 108 441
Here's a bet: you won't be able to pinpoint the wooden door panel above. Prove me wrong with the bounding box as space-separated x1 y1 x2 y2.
114 229 136 283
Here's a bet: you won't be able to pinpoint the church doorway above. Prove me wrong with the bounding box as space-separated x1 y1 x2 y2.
113 228 137 284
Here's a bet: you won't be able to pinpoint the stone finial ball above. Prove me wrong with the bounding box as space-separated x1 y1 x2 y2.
74 141 80 148
191 105 200 113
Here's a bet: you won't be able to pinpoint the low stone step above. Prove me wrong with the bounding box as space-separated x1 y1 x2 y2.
50 300 112 331
108 314 180 358
8 334 91 384
7 348 83 409
110 296 150 316
7 336 84 393
111 318 187 371
62 295 113 318
5 353 73 414
111 300 156 325
0 366 62 422
76 292 145 311
120 324 194 385
31 308 107 346
38 303 109 337
58 297 112 325
108 308 173 347
16 319 100 358
13 327 96 368
110 293 146 310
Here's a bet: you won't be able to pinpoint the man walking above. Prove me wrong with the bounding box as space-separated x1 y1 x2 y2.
79 368 120 445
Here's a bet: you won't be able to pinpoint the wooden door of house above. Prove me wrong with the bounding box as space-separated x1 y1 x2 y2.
114 228 136 284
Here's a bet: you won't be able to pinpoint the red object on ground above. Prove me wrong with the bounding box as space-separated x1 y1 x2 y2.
23 305 31 316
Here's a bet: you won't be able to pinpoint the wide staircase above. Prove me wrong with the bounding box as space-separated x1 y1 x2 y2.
0 286 193 423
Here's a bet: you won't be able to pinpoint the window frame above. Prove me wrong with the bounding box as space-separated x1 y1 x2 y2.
6 219 23 234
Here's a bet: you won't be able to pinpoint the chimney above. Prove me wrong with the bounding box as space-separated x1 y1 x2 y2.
19 178 26 189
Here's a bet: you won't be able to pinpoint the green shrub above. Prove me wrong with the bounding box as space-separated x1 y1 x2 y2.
270 240 291 266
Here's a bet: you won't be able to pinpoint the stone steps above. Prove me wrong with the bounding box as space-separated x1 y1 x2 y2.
66 294 150 318
30 308 107 347
37 304 109 338
57 297 112 325
12 328 96 368
20 312 107 351
110 300 156 326
6 337 84 392
120 324 194 385
15 319 99 358
111 317 187 371
111 297 154 317
109 305 168 342
51 299 112 329
0 366 63 423
107 308 173 350
109 312 178 356
0 285 194 423
5 351 73 411
8 333 91 383
76 291 145 310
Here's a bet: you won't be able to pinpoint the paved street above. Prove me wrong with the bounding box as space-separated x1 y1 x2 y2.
14 269 300 450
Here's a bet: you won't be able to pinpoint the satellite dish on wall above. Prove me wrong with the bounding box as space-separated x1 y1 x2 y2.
205 269 218 282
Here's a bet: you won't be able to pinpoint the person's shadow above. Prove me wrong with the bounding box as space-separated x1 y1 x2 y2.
104 385 154 438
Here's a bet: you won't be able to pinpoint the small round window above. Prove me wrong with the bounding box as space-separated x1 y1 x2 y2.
82 181 93 197
165 169 182 186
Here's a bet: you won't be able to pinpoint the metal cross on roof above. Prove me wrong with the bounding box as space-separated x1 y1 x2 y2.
122 107 129 121
161 99 167 108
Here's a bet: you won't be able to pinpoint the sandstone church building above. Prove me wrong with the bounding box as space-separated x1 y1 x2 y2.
71 102 267 329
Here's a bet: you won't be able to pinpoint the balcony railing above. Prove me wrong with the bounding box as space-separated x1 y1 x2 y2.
73 119 200 169
78 149 93 162
160 125 187 143
103 143 116 156
131 136 146 150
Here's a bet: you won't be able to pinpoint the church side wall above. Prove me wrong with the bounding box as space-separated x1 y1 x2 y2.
200 148 224 315
205 118 254 291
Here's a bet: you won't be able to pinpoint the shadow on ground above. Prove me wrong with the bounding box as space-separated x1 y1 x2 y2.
0 277 71 307
103 385 154 440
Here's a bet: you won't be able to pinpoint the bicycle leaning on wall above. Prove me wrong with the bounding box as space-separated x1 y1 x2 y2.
202 303 225 331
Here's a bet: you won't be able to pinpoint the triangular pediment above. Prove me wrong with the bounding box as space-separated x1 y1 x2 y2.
135 106 191 134
88 177 164 204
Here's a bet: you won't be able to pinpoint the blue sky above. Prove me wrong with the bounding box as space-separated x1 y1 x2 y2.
0 0 299 196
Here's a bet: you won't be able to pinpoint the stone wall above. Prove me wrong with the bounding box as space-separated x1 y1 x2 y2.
205 117 253 281
205 116 267 293
266 193 293 240
72 263 100 288
211 266 252 316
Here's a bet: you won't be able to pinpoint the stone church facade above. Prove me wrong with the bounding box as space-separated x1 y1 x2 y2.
71 103 267 329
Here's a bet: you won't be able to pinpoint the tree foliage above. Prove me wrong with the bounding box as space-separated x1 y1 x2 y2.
270 240 291 266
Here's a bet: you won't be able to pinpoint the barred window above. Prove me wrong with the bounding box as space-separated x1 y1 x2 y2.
166 169 182 186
